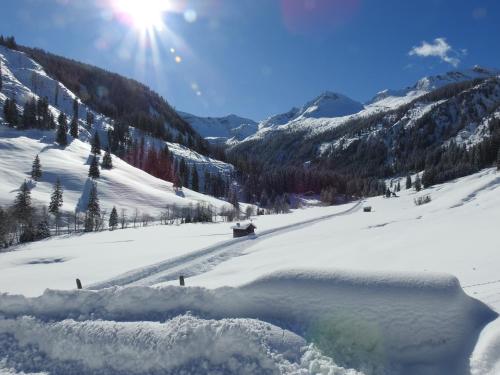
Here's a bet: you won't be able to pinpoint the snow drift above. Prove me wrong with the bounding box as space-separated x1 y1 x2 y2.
0 269 494 374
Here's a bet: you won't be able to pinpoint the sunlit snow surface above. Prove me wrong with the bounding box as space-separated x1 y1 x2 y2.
1 169 500 373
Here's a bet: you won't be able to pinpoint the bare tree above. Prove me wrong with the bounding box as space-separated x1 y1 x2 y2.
132 208 139 228
120 208 128 229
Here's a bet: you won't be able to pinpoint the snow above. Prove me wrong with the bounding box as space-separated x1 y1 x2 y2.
0 270 494 374
0 126 231 216
470 318 500 375
179 112 258 143
237 66 500 150
2 168 500 373
3 44 500 374
367 66 500 110
0 45 235 217
0 203 356 296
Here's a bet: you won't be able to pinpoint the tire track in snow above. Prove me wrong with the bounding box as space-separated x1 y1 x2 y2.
89 201 362 289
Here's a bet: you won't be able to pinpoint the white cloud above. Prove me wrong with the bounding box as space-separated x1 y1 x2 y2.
409 37 464 67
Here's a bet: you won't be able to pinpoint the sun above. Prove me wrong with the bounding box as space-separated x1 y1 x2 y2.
113 0 170 31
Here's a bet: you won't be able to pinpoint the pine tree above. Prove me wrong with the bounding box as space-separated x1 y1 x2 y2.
191 166 199 192
85 183 100 232
385 188 391 198
173 173 182 189
13 181 33 225
0 60 3 92
91 132 101 155
179 158 188 187
109 206 118 230
70 117 78 138
229 188 240 219
31 154 42 181
0 206 8 248
35 219 51 240
86 111 94 129
101 148 113 169
21 98 37 129
396 181 401 192
56 112 68 146
49 178 63 215
54 84 59 106
497 149 500 171
88 155 100 179
49 178 63 234
3 98 19 126
405 174 412 190
70 98 79 138
415 174 422 192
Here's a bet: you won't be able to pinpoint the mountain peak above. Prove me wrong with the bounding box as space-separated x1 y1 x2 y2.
369 65 500 107
300 91 364 119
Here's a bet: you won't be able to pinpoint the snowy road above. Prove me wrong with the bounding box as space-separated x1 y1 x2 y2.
89 201 363 289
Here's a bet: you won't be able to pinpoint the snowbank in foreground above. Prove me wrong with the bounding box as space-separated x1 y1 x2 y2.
0 315 361 375
0 270 494 374
470 317 500 375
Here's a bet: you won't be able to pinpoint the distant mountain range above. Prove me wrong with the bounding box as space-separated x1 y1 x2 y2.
178 112 258 144
183 66 499 147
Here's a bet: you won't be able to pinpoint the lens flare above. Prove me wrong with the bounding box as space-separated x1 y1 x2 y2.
113 0 171 31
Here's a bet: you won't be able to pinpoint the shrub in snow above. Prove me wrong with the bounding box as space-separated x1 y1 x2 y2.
414 195 432 206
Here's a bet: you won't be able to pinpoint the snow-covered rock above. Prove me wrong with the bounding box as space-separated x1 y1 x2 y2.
179 111 258 143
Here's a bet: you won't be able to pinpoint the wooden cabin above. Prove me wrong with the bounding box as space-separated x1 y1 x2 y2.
232 222 256 238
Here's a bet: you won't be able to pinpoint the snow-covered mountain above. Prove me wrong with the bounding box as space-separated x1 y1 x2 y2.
368 66 500 110
231 67 500 174
259 91 364 130
0 45 233 214
178 111 258 143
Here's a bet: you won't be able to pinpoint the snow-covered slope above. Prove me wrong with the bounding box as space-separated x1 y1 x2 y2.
0 45 234 214
2 168 500 373
179 111 258 143
258 91 364 131
0 127 231 215
367 66 500 110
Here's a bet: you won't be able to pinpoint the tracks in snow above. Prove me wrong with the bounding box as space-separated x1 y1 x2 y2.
89 201 362 290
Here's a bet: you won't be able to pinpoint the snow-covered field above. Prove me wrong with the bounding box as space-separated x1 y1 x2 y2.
1 168 500 374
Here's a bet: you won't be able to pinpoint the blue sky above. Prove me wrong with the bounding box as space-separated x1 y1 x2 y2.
1 0 499 120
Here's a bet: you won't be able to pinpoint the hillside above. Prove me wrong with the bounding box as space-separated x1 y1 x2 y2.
18 45 209 154
230 69 500 183
0 44 234 220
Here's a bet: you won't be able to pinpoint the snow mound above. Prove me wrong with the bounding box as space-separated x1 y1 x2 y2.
0 315 339 375
470 318 500 375
0 269 494 374
0 313 362 374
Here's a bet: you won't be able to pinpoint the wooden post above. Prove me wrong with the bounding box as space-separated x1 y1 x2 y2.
76 278 82 289
179 275 185 286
